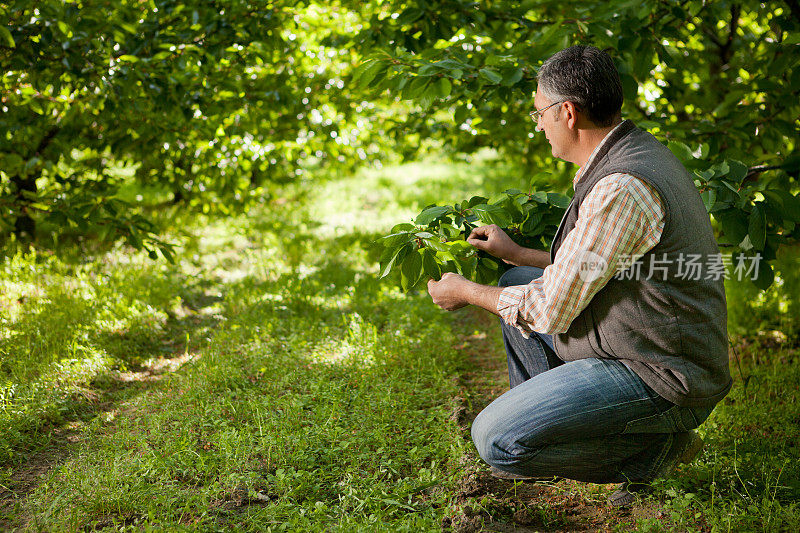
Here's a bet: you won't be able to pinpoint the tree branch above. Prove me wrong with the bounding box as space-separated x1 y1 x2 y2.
746 164 785 179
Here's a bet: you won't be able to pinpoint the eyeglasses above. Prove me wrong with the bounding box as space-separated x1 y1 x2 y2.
529 100 564 125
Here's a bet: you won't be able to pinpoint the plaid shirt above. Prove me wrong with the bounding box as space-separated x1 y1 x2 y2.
497 126 665 337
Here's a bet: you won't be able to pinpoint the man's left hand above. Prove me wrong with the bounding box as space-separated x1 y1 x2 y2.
427 273 470 311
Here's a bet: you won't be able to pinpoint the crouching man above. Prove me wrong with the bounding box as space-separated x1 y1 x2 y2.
427 45 731 506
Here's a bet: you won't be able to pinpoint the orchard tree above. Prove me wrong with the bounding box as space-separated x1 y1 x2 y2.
0 0 391 255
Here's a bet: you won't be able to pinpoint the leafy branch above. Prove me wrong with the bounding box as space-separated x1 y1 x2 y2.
377 185 570 290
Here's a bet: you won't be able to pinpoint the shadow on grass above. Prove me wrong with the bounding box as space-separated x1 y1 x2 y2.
2 215 464 530
0 266 232 463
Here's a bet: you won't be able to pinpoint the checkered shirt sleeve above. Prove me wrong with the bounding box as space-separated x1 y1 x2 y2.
497 173 665 337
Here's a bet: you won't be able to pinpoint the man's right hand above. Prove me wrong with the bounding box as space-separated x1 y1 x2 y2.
467 225 522 265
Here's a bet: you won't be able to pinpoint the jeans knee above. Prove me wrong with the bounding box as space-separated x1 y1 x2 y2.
498 266 545 288
470 410 496 464
471 408 514 467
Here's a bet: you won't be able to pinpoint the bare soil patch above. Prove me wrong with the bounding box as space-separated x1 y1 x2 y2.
0 441 75 531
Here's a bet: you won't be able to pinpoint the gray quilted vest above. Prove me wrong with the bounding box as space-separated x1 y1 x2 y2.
550 120 731 407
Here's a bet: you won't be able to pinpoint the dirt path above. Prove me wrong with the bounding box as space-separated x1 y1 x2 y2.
447 308 664 532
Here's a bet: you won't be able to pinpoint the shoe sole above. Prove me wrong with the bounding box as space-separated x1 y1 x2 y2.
489 466 558 482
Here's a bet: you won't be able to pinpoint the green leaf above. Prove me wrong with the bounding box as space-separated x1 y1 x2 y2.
422 248 442 280
500 67 524 86
0 26 15 48
752 260 774 290
538 22 563 45
465 196 488 208
718 180 740 196
402 76 429 100
159 245 176 264
119 22 139 34
438 223 462 240
667 141 693 163
521 211 543 235
352 60 378 83
476 257 500 284
748 203 766 251
357 60 386 89
695 169 714 182
530 191 548 203
458 254 478 279
782 33 800 45
713 208 749 245
422 238 449 252
380 243 412 279
479 68 502 84
707 160 730 179
126 227 142 249
700 189 716 212
546 193 571 209
619 72 638 103
401 249 423 290
118 55 140 62
529 172 552 189
762 190 800 223
391 223 416 232
415 205 451 226
726 159 748 183
472 204 512 227
480 257 499 271
780 153 800 173
379 232 411 248
434 77 452 98
417 63 439 76
419 83 438 108
397 8 424 25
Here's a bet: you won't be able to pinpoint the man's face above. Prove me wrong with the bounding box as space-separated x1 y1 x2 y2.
533 87 564 160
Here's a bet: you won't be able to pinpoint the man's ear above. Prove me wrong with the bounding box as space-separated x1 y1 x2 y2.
562 101 580 129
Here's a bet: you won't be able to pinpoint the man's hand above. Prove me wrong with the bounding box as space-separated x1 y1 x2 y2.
467 224 522 264
427 273 470 311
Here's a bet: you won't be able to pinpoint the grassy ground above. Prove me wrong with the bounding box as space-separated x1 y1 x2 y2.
1 155 798 531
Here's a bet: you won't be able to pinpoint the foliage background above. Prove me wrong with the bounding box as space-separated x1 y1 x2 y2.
1 0 798 277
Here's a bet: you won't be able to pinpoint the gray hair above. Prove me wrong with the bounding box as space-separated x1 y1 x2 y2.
537 45 623 127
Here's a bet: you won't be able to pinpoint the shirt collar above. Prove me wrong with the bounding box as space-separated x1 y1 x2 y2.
573 121 626 187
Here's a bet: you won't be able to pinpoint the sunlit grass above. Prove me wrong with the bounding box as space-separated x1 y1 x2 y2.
0 157 498 529
1 157 799 530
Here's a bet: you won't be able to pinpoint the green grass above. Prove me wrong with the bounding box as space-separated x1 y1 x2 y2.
641 348 800 532
1 154 799 531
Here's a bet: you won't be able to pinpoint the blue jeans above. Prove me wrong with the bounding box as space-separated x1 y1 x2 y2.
471 266 714 484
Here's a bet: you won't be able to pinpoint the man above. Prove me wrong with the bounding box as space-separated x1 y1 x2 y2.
426 45 731 507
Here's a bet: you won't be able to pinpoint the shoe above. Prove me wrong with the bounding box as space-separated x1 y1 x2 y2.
608 482 649 508
608 430 704 508
489 466 558 482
